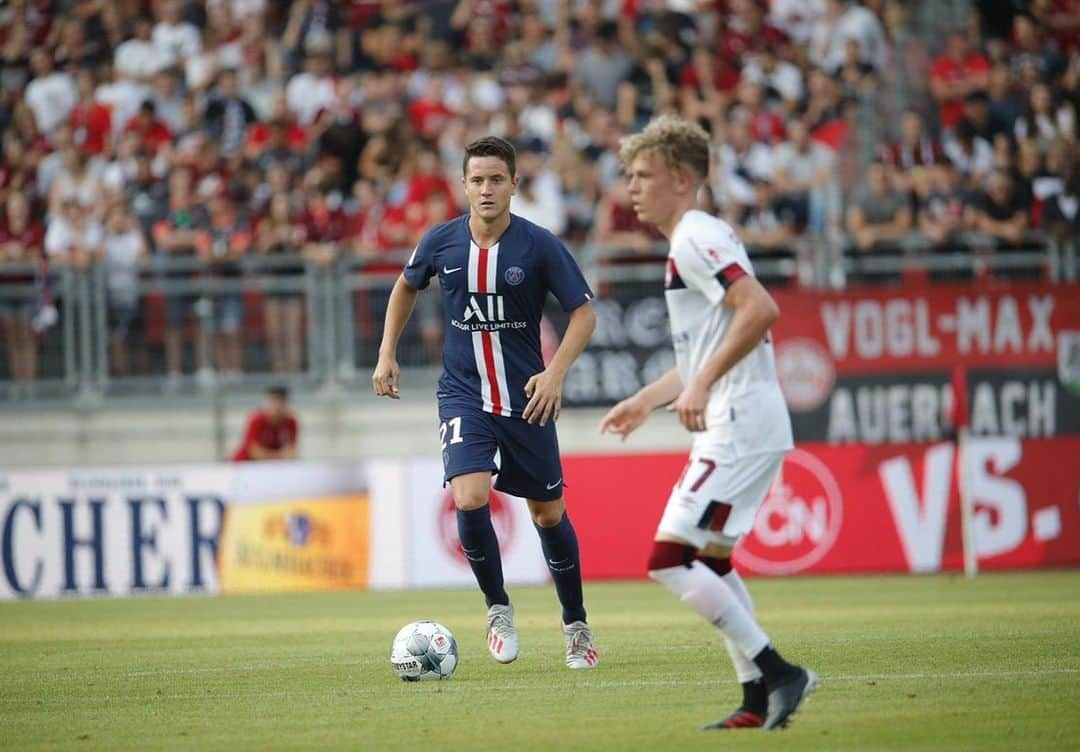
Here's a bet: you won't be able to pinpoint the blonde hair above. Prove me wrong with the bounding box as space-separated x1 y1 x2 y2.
618 115 711 181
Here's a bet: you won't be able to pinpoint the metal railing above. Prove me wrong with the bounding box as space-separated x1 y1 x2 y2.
0 236 1073 404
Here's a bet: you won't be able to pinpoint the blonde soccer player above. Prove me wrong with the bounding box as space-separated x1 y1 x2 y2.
600 116 817 731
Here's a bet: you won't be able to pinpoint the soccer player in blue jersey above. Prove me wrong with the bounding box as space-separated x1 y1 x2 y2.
372 136 599 669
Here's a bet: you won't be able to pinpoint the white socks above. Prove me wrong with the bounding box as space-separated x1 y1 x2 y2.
649 561 770 666
722 569 765 683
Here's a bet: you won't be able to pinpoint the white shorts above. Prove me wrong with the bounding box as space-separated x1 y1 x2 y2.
655 446 787 550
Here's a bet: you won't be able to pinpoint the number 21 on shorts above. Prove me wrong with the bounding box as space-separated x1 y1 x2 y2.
440 417 464 450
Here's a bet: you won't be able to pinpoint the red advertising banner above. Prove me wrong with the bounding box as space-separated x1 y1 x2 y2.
564 437 1080 579
771 282 1080 376
766 282 1080 443
563 280 1080 445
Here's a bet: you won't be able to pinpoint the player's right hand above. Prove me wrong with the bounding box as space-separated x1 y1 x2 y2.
599 396 650 441
372 356 400 399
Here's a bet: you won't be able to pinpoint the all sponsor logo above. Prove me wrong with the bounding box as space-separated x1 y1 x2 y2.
735 449 844 575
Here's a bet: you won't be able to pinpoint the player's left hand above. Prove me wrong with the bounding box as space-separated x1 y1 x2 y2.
522 369 563 426
668 381 709 432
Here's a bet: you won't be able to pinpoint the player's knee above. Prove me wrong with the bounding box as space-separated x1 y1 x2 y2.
697 555 732 576
453 490 489 511
530 505 564 528
646 540 695 580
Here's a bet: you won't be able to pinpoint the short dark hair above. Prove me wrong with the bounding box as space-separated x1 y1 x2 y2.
267 385 289 400
462 136 516 178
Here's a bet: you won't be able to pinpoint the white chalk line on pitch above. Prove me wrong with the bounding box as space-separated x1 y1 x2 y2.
2 667 1078 704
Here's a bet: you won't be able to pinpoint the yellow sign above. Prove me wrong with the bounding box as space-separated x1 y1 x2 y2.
218 496 370 593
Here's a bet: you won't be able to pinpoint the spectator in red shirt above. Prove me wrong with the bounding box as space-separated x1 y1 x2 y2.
407 74 456 140
593 175 664 264
679 45 740 123
0 192 44 384
244 92 309 165
736 79 787 145
930 31 991 131
299 186 347 267
69 67 112 155
124 100 173 154
719 0 788 65
231 385 299 461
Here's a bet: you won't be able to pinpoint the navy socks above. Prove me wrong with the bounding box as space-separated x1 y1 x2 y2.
535 513 587 624
456 505 509 607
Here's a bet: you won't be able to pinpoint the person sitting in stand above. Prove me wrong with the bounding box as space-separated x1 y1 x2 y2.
231 385 299 461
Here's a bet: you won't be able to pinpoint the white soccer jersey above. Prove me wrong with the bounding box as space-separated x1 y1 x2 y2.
665 210 794 455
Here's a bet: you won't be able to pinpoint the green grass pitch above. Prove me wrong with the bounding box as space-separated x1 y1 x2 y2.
2 572 1079 751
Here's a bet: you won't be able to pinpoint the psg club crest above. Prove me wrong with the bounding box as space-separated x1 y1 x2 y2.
504 266 525 286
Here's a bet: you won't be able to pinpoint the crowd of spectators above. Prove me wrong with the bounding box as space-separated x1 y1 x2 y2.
0 0 1076 386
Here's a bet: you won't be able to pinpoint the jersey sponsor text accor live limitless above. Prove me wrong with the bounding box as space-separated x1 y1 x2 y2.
404 214 593 419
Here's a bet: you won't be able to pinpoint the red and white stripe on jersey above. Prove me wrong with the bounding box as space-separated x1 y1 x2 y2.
468 240 512 416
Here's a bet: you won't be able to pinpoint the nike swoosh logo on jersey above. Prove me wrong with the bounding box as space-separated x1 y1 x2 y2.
443 266 463 274
546 479 562 490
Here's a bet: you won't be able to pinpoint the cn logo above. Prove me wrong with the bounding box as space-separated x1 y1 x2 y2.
463 295 506 323
735 449 844 575
438 488 515 563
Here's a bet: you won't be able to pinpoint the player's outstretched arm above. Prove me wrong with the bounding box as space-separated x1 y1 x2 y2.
600 366 683 441
668 275 779 432
372 274 420 399
522 302 596 426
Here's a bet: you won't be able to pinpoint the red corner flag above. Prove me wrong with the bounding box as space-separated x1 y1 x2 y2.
948 366 969 431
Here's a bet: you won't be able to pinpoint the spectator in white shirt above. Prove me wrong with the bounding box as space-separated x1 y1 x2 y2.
45 198 104 269
208 0 268 22
48 146 105 219
741 45 805 114
24 48 77 134
772 119 837 232
101 131 143 200
115 16 175 82
36 125 75 199
711 117 775 211
509 140 567 236
769 0 826 45
810 0 888 75
102 203 148 375
97 69 152 138
152 0 202 64
1014 83 1076 150
151 69 187 134
185 4 245 93
944 118 994 188
285 50 336 127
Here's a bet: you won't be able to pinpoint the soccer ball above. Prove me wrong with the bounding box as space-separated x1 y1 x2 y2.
390 621 458 681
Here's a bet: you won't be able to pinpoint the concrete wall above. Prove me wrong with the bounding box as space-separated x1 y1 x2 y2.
0 393 694 468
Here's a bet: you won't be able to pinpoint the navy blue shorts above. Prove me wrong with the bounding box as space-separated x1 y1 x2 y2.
438 402 564 501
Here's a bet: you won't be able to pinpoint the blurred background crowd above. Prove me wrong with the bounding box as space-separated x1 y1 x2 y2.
0 0 1076 388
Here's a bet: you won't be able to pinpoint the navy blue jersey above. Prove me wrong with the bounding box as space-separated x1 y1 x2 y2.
403 214 593 418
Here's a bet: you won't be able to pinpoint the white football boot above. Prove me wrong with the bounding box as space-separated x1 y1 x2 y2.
486 603 520 663
563 621 599 669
